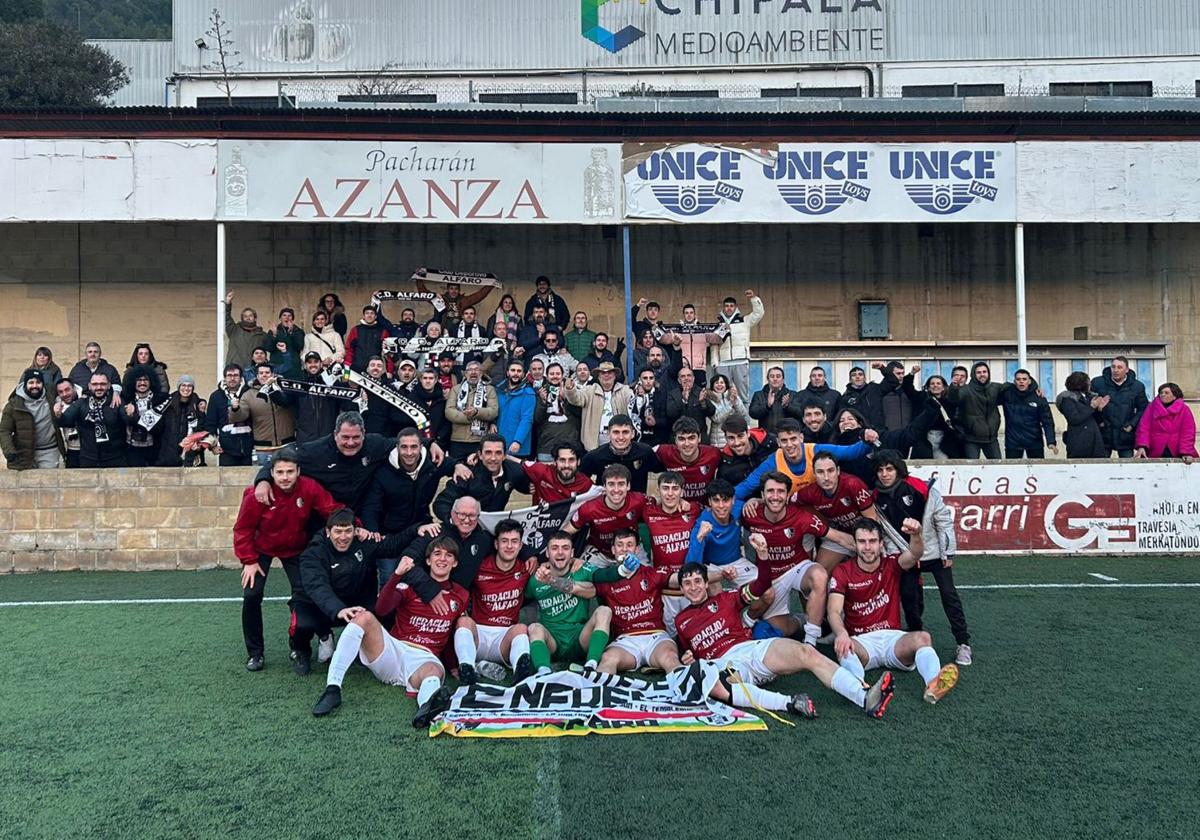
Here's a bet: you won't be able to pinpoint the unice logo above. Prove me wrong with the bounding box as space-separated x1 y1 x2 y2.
888 148 999 216
636 148 745 217
763 149 871 216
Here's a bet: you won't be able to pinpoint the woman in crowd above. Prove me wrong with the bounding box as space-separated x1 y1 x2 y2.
315 292 348 338
487 293 523 337
911 374 962 460
303 310 346 369
1055 371 1107 459
29 347 63 387
1135 382 1196 462
707 374 749 447
125 343 171 395
157 375 206 467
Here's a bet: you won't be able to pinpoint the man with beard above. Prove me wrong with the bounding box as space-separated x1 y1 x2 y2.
355 356 402 438
433 433 523 520
293 352 350 444
52 379 82 468
224 292 266 368
582 332 622 380
799 366 840 420
523 275 570 326
495 359 536 458
800 402 833 444
121 367 166 467
157 375 206 467
629 367 669 447
60 372 126 467
206 364 253 466
517 443 595 505
403 368 451 454
950 361 1006 460
263 307 305 379
344 305 392 374
232 363 296 465
716 415 776 486
415 271 494 332
445 360 498 459
450 305 487 366
580 414 659 493
2 369 64 469
517 303 550 358
533 362 583 461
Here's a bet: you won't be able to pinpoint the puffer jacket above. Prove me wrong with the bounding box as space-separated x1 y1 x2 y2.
707 296 764 367
1055 390 1106 459
2 387 64 469
1000 383 1056 450
1090 367 1149 452
1135 398 1198 458
303 325 346 366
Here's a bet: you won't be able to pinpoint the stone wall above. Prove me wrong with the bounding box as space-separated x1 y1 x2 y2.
0 467 256 573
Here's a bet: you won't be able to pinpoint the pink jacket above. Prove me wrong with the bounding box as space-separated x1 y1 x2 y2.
1134 398 1198 457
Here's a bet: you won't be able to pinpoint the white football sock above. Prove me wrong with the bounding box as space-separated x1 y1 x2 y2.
831 667 868 707
454 628 477 666
839 653 866 680
507 633 531 665
416 675 442 706
730 682 791 711
803 622 821 646
914 646 942 683
325 623 364 688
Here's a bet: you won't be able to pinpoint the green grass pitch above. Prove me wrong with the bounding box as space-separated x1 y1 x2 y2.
1 556 1197 840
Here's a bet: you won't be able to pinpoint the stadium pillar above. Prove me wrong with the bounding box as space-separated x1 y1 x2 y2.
1015 222 1027 370
623 225 634 376
216 222 227 384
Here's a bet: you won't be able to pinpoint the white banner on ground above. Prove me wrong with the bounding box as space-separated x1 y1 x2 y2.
623 142 1017 223
910 461 1200 554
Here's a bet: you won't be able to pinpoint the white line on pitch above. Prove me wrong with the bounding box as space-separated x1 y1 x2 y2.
1088 573 1120 582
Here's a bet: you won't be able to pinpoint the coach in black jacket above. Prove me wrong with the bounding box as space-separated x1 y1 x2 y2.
433 433 523 521
359 429 461 536
292 509 441 673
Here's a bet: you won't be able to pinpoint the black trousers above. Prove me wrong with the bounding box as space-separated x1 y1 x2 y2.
126 446 158 467
1004 441 1044 459
899 560 971 645
241 555 303 657
219 452 253 467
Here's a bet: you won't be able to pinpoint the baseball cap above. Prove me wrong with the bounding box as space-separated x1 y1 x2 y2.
303 351 322 362
398 358 417 369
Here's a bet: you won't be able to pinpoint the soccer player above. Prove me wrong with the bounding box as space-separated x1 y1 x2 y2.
674 562 895 719
453 519 535 685
594 530 736 674
564 464 647 564
639 471 696 635
516 443 595 504
739 471 856 644
827 518 960 705
654 417 723 502
735 418 876 501
312 537 470 726
526 532 614 673
793 452 879 571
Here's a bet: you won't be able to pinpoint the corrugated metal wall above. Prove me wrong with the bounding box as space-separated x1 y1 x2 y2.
90 40 172 106
170 0 1200 74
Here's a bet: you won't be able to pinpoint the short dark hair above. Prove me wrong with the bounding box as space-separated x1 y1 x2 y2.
658 470 683 488
723 296 737 305
223 363 242 376
672 417 701 438
396 427 421 442
1160 382 1184 400
646 301 661 310
327 508 355 529
426 536 459 559
801 401 826 415
1113 355 1130 366
334 411 365 433
271 451 299 469
775 419 803 436
1065 371 1090 393
362 304 377 314
812 451 838 469
547 530 573 546
255 363 273 374
608 413 634 430
707 479 735 501
601 464 631 484
952 365 969 376
553 443 578 460
612 528 638 545
759 470 791 493
873 449 909 481
481 432 506 448
852 518 882 539
679 561 708 582
494 518 524 540
595 331 608 342
721 415 749 435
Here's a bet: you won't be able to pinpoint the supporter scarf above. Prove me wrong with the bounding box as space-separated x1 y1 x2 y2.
383 336 504 357
137 395 173 432
653 322 730 339
416 269 502 288
630 388 655 438
264 377 359 401
543 384 566 423
456 380 489 436
454 321 485 340
370 290 443 308
86 396 110 442
341 369 430 431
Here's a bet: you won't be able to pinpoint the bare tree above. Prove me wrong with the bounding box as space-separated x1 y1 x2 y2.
348 62 420 100
204 8 243 104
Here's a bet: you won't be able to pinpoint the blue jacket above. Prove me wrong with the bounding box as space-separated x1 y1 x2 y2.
1090 367 1149 452
1000 384 1056 450
495 382 536 457
684 501 746 568
735 440 871 501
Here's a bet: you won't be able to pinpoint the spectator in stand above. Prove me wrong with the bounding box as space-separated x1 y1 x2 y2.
1000 369 1058 459
749 366 803 434
644 345 673 389
706 374 749 448
404 368 451 454
157 375 205 467
1091 356 1149 459
496 360 536 457
912 375 963 460
577 361 633 451
414 271 493 332
262 308 305 378
517 303 550 358
526 358 546 392
630 297 663 340
662 304 723 388
487 293 524 338
206 364 253 466
303 310 346 370
583 333 621 378
344 306 392 374
799 402 834 444
69 342 122 394
434 350 458 394
355 357 401 438
564 311 596 361
574 361 593 387
53 378 81 467
1055 372 1108 459
232 363 296 465
2 369 63 469
224 292 266 368
444 360 498 458
665 366 715 439
630 366 669 447
534 362 583 461
315 292 349 339
28 347 63 388
533 328 577 374
1136 383 1197 462
524 275 570 326
382 307 420 343
121 366 167 467
450 306 487 365
835 365 885 430
294 352 351 444
59 371 126 467
481 319 517 379
879 362 923 433
124 343 171 396
708 290 764 399
242 348 269 385
799 366 839 420
950 365 969 387
949 362 1005 460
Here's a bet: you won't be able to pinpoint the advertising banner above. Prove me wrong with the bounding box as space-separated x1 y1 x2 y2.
217 140 622 223
909 462 1200 554
623 142 1017 223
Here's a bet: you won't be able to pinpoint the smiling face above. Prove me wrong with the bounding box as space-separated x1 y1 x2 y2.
271 458 299 492
608 422 633 451
136 347 151 364
762 477 789 515
674 431 700 460
604 475 630 508
837 411 861 433
546 537 573 572
803 406 825 432
554 448 578 483
680 569 709 605
496 529 522 564
328 523 355 553
480 439 505 473
366 358 385 379
397 433 422 470
334 422 364 457
427 545 459 581
777 429 802 461
88 375 108 398
854 526 882 566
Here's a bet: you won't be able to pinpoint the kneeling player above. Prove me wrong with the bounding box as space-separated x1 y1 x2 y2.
312 538 470 727
526 532 614 673
454 519 535 684
827 518 960 705
674 562 894 719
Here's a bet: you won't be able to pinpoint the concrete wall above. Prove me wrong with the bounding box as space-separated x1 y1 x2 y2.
0 221 1195 396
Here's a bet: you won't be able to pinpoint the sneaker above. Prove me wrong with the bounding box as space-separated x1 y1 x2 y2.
476 661 509 682
923 663 960 705
412 686 452 728
787 693 818 719
317 634 335 665
312 685 341 717
512 653 534 683
458 662 479 686
290 649 312 677
863 672 895 719
245 655 264 672
955 644 973 667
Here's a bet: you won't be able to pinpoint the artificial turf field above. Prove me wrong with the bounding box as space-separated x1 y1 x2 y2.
2 556 1197 840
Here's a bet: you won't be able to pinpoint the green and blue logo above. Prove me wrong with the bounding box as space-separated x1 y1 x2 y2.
582 0 646 53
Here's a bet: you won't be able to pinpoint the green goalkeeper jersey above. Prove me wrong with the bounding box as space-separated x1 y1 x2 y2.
524 566 596 634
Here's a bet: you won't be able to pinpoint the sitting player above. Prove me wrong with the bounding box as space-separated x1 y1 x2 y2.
312 537 470 727
674 562 895 719
827 518 960 705
453 519 535 685
793 452 878 571
526 532 614 673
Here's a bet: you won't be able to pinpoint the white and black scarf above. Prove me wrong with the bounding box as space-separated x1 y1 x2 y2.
86 396 110 442
456 380 489 436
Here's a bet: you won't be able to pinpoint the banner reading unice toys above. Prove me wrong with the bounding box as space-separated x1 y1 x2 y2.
909 462 1200 554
